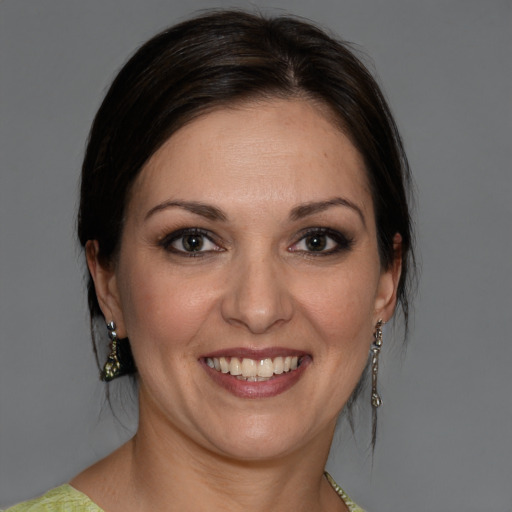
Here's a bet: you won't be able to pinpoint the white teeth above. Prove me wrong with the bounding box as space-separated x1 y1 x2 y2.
273 356 284 374
237 375 272 382
257 358 274 378
229 357 242 375
219 357 229 373
207 355 303 378
241 358 257 377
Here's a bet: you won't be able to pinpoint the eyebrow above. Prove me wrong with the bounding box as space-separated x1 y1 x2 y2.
289 197 366 226
144 196 365 225
144 200 228 222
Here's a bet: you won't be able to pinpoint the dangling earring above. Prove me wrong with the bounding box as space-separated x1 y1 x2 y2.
101 320 136 381
371 319 384 408
101 321 122 381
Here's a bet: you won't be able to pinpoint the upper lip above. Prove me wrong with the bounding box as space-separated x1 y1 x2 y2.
200 347 309 360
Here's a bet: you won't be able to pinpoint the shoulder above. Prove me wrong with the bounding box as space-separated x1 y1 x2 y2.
3 485 104 512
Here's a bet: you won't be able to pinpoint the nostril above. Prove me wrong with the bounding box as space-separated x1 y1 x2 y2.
219 258 294 333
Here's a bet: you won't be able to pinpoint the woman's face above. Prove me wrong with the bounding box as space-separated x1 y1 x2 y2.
92 99 399 460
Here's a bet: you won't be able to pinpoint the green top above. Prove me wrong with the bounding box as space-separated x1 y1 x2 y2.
4 486 102 512
4 474 365 512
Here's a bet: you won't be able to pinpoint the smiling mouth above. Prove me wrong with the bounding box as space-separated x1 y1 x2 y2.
204 356 304 381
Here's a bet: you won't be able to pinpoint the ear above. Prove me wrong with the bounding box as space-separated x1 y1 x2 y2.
85 240 127 338
373 233 403 323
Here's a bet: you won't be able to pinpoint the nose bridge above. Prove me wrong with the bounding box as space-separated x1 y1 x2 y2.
221 246 293 334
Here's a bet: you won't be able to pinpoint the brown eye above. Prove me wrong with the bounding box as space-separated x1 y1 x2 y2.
289 228 354 255
305 234 327 251
181 234 204 252
160 228 222 256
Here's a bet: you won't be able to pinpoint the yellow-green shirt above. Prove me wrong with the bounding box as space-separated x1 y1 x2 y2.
4 474 366 512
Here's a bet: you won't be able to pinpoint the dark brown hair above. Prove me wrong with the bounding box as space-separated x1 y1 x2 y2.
77 10 414 430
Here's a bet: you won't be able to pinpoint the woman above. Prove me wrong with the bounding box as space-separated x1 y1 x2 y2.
8 9 413 512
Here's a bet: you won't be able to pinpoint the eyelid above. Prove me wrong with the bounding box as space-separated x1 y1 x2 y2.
157 226 353 257
159 228 223 255
289 227 354 255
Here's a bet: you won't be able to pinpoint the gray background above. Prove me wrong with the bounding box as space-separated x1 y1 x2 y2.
1 0 511 510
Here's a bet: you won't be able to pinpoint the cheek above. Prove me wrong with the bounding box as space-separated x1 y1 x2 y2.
292 259 381 388
116 257 219 362
297 267 379 337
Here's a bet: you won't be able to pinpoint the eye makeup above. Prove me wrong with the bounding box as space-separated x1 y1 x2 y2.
158 227 224 257
156 223 355 261
289 227 355 257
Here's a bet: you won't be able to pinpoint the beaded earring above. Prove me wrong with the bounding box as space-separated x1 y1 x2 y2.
101 321 122 381
371 319 384 408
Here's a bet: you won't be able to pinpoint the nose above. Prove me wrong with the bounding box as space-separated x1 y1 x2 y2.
221 252 294 334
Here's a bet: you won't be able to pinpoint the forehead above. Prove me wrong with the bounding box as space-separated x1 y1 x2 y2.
130 99 372 218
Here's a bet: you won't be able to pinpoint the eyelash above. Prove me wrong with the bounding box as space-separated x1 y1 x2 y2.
289 227 354 256
159 228 223 257
158 227 354 258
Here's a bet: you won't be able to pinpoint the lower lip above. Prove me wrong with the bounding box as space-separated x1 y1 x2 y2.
200 357 311 399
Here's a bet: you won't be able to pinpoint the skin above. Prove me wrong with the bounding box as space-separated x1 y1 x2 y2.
74 98 402 512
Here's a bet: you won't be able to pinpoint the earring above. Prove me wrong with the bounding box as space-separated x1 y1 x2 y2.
101 321 122 381
371 319 384 408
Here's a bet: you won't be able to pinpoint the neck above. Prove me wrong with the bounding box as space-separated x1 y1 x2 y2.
123 405 342 512
71 398 346 512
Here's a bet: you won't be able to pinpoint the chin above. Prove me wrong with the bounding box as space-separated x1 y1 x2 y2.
199 412 322 462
